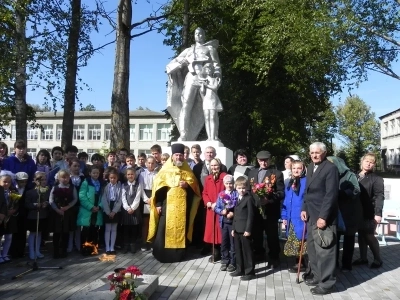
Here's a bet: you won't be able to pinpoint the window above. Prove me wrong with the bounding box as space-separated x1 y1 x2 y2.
27 148 37 158
27 128 38 140
390 119 395 135
11 125 16 140
129 125 135 141
396 118 400 134
56 124 62 140
138 149 152 156
104 124 111 141
389 149 395 165
87 149 100 160
73 125 85 140
41 124 54 140
157 123 171 141
139 124 153 141
384 122 388 136
88 124 101 140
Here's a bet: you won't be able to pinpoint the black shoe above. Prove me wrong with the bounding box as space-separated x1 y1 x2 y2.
230 271 244 277
267 259 280 269
302 272 313 280
110 251 116 255
220 264 227 271
241 274 256 281
310 286 332 295
352 258 368 265
370 260 383 269
106 251 111 255
122 245 129 254
305 278 319 286
227 265 236 272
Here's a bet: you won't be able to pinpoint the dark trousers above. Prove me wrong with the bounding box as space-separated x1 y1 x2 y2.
124 225 139 245
234 231 255 275
253 214 280 260
81 226 99 245
221 223 235 266
307 222 337 289
53 232 69 255
336 233 355 269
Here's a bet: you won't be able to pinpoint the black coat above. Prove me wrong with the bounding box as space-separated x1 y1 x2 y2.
358 172 384 219
302 159 339 225
232 192 256 234
247 168 285 219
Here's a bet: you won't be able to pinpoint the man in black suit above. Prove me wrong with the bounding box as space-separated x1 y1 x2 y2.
192 146 227 250
301 142 339 295
248 150 285 268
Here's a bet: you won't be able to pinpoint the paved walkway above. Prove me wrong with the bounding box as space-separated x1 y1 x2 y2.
1 237 400 299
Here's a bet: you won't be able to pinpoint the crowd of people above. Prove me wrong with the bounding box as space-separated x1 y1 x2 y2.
0 140 385 295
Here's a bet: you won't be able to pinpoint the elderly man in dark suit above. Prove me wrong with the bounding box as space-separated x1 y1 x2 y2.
248 150 285 268
301 142 339 295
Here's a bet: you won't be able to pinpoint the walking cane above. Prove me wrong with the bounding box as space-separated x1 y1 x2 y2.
296 221 307 284
212 206 215 264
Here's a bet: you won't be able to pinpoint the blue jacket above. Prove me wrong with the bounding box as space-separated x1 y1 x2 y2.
214 190 239 228
3 154 36 189
281 177 307 240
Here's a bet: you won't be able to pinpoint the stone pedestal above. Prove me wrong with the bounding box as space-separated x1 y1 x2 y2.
69 274 158 300
168 141 233 169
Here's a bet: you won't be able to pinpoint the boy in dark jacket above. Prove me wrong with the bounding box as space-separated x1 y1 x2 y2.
230 176 256 281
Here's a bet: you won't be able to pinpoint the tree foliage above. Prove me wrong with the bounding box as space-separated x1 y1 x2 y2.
336 95 380 171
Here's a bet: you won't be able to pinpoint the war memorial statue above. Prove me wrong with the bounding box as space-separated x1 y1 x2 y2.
166 28 223 142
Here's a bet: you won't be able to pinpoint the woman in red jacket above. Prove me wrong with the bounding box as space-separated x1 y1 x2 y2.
202 158 227 262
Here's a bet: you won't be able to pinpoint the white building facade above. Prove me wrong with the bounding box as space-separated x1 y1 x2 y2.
2 110 172 159
380 108 400 169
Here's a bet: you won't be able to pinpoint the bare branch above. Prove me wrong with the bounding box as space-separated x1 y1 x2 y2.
77 39 116 59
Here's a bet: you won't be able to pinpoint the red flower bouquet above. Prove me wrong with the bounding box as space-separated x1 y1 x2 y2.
53 187 72 208
250 174 277 218
107 265 146 300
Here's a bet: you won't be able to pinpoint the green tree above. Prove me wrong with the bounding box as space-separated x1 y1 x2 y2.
80 104 96 111
331 0 400 81
336 95 380 171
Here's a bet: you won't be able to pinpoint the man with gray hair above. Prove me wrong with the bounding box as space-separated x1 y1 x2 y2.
301 142 339 295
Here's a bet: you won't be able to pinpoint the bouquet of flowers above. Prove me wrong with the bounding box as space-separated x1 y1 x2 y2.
250 175 277 218
218 192 237 211
53 187 72 208
4 191 22 227
107 265 146 300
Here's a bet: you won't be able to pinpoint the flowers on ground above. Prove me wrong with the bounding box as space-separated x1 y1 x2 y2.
106 265 146 300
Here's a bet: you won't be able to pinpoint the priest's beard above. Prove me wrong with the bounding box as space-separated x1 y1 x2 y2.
173 160 183 167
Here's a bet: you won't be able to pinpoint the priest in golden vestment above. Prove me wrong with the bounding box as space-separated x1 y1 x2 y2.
148 143 201 263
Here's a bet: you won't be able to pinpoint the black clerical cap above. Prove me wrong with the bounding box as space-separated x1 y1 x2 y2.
171 143 185 155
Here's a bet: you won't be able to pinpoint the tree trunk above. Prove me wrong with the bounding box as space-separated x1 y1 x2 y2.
14 2 27 144
61 0 81 150
110 0 132 151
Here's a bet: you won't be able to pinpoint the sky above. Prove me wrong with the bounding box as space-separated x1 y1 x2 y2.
27 0 399 120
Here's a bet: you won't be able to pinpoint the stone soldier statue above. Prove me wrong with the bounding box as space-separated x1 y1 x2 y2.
166 28 222 142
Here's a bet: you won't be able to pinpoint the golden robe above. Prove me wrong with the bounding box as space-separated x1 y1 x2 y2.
147 159 201 249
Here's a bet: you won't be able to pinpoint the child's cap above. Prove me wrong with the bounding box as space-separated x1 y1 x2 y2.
223 174 234 183
16 172 29 181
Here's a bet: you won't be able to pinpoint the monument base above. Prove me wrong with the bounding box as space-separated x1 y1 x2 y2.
69 274 158 300
169 141 233 169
